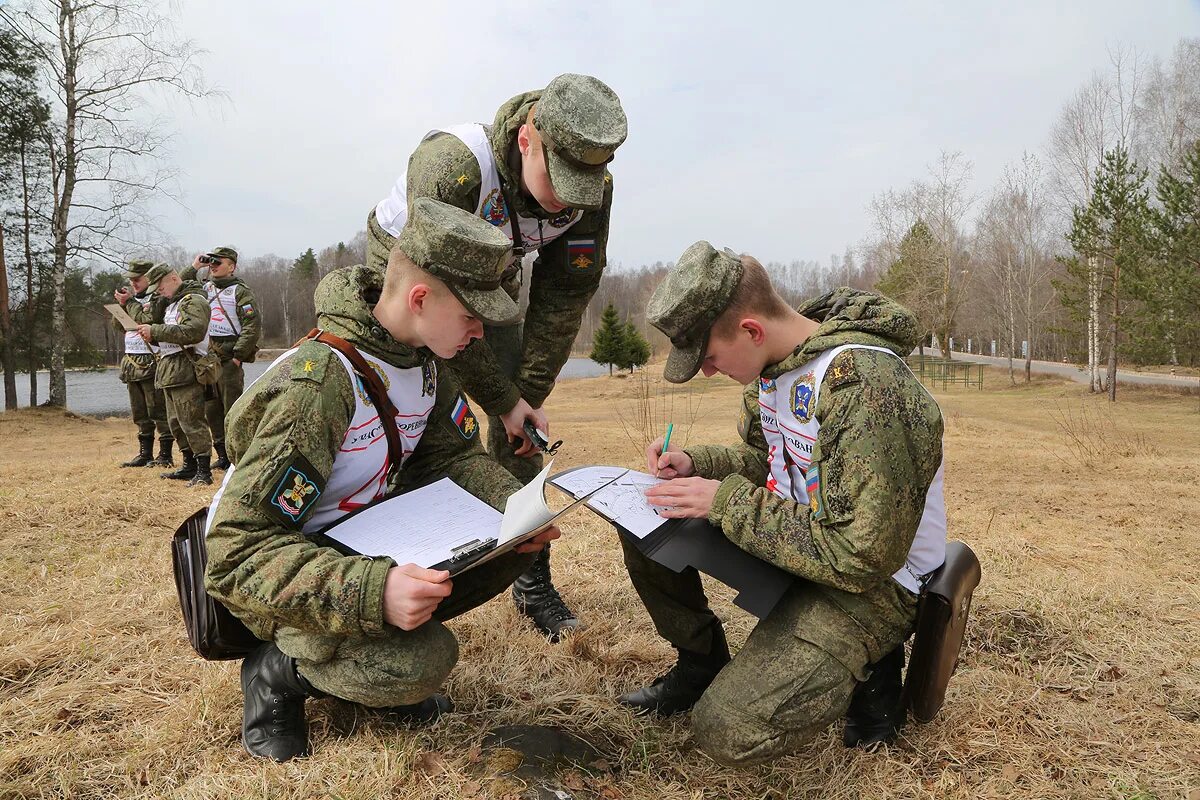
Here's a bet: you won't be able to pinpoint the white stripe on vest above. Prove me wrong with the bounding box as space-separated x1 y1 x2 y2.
123 295 156 355
375 123 583 264
156 296 209 357
207 342 437 537
759 344 946 593
207 283 242 337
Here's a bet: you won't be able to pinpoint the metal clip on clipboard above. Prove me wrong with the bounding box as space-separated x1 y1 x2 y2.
448 538 498 564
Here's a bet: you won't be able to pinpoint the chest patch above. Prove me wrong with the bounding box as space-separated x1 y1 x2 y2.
790 372 817 423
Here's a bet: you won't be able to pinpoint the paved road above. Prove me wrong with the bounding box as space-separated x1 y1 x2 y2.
934 349 1199 388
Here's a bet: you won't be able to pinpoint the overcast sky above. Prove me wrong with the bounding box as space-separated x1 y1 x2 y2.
154 1 1200 269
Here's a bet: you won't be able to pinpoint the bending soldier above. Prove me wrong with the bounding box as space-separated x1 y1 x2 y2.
113 259 173 467
136 264 215 487
619 242 947 765
183 247 261 471
204 199 560 762
365 73 628 640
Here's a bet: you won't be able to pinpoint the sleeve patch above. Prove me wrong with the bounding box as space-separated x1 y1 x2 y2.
805 464 826 521
450 394 479 439
261 452 325 527
737 407 751 441
566 239 597 272
826 352 860 391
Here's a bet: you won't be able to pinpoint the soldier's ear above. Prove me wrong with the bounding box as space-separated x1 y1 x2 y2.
740 318 766 346
406 282 434 316
517 124 531 157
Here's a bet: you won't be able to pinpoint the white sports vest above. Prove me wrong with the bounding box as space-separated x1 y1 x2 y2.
207 283 242 337
375 123 583 264
207 342 437 537
759 344 946 593
123 295 155 355
156 296 209 357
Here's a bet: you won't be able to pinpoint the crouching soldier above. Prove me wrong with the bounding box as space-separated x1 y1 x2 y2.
113 259 173 467
204 198 560 762
619 242 947 765
135 263 215 487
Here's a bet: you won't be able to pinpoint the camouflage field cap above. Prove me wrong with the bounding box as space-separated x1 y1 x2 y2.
124 258 156 279
143 262 175 295
398 197 519 325
534 73 627 211
647 241 745 383
207 246 238 263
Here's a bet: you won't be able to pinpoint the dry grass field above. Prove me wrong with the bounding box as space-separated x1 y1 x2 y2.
1 366 1197 800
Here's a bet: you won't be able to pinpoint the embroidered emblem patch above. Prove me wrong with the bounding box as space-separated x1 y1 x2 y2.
548 210 576 228
805 464 825 521
451 394 478 439
481 188 509 227
827 353 859 390
421 361 436 397
791 372 816 423
759 377 777 393
567 239 596 270
263 454 324 526
241 303 255 316
354 361 392 406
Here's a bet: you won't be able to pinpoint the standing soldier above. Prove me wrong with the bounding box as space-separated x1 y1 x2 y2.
135 263 215 487
113 259 173 467
365 73 628 640
184 247 261 471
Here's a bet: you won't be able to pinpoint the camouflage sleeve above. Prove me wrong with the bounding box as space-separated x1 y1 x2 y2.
707 350 943 594
204 343 395 637
180 265 199 282
515 173 614 409
121 294 152 324
150 294 209 346
685 382 770 484
232 283 262 361
400 366 521 511
407 134 521 416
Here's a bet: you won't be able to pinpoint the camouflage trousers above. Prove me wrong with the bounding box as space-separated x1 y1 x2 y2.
163 380 212 459
204 358 245 447
276 550 536 707
370 209 543 484
126 377 169 439
621 536 917 766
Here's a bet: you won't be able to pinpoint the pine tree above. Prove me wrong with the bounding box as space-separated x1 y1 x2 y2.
620 322 652 373
876 221 940 355
292 248 319 280
589 302 625 376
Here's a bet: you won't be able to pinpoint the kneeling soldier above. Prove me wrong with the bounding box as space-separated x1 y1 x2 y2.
136 264 215 487
204 198 559 762
620 242 947 765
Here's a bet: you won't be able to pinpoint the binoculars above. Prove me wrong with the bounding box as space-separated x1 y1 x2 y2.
198 254 221 265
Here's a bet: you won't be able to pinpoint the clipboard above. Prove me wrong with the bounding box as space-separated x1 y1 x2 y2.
548 466 795 619
105 303 140 332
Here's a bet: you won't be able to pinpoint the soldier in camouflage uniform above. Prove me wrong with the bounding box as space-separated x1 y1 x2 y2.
112 259 173 467
135 264 215 487
618 242 947 765
204 198 560 762
365 73 628 640
182 247 261 471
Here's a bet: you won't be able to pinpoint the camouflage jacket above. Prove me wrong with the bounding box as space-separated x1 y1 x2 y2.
181 267 262 363
204 265 522 641
685 289 944 596
148 281 210 389
404 91 614 415
115 291 160 382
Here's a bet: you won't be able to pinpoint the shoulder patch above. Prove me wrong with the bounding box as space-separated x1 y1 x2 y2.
291 341 333 384
450 394 479 439
261 452 325 527
567 239 598 272
826 351 861 391
805 464 826 521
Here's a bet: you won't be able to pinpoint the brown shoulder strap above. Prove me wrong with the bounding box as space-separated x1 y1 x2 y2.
300 328 405 477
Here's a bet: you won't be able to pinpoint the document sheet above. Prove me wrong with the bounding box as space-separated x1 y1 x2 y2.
549 466 667 539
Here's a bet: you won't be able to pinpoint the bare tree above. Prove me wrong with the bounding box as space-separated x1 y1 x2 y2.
1 0 213 406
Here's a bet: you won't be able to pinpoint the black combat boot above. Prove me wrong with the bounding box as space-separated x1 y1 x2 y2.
121 434 155 468
187 454 214 487
150 436 174 467
843 645 907 749
241 642 327 762
379 694 454 726
511 546 579 642
618 622 731 716
213 441 231 471
161 449 196 480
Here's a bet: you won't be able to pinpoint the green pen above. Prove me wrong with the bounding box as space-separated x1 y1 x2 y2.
662 422 674 455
